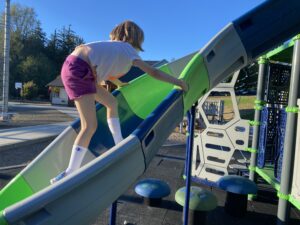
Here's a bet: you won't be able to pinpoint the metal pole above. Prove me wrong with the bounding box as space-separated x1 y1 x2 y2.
276 35 300 225
183 105 196 225
249 57 268 185
2 0 11 121
109 201 117 225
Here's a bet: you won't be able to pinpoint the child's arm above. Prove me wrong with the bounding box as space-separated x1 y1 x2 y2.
133 59 188 92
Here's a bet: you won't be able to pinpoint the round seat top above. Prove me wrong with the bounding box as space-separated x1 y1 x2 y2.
217 175 257 195
135 178 171 198
175 186 217 211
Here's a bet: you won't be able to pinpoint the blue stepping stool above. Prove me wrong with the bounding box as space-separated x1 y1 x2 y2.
175 186 217 225
135 178 171 207
217 175 257 217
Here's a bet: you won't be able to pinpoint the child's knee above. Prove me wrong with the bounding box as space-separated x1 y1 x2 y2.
82 123 98 136
90 122 98 134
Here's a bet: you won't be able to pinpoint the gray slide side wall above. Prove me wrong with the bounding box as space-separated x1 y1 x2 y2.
140 92 184 166
5 135 145 225
202 0 300 89
199 23 248 88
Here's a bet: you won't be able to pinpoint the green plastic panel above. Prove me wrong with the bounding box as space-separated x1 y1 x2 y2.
175 186 217 211
264 36 300 64
120 53 209 118
0 211 8 225
119 65 173 119
177 53 210 113
266 39 294 61
255 166 300 210
0 174 34 211
255 166 280 191
289 195 300 210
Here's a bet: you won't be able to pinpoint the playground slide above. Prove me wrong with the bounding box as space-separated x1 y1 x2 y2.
1 0 300 224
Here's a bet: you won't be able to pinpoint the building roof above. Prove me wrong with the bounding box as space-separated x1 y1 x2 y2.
46 60 168 87
47 76 63 87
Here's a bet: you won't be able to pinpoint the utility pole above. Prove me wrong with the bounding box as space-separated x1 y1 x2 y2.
1 0 11 121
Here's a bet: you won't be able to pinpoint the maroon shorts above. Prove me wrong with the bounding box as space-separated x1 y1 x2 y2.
61 55 96 100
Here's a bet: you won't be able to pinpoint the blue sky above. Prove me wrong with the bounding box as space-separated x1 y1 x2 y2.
3 0 265 61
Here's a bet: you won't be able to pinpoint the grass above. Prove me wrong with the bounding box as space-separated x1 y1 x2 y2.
205 95 256 122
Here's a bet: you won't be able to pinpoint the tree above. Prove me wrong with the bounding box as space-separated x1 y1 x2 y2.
10 3 39 39
46 25 85 78
0 3 42 96
0 3 85 99
21 80 38 99
17 54 55 97
54 25 84 65
22 23 47 56
0 3 55 98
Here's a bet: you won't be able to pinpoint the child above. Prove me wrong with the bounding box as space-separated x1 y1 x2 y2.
50 20 188 184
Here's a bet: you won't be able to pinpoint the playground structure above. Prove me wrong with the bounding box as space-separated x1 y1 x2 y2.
187 36 300 223
248 36 300 218
192 70 250 183
1 0 300 225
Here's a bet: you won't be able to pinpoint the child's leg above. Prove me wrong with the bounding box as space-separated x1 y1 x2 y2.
94 85 123 144
66 94 98 174
107 117 123 144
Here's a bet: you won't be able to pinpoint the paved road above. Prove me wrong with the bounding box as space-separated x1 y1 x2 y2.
6 101 79 118
0 102 77 130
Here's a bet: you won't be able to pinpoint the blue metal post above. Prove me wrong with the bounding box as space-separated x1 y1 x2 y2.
109 201 117 225
184 127 190 179
183 105 196 225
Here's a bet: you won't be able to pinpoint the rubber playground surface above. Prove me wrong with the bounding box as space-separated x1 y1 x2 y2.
1 132 299 225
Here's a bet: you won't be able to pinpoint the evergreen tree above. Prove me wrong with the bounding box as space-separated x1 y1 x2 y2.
0 3 85 99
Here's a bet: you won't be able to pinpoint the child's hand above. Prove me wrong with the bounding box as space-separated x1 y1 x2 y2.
178 80 188 92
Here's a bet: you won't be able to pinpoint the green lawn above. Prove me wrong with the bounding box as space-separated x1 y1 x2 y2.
205 95 256 121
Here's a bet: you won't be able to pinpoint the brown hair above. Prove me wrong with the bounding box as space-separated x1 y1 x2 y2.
110 20 144 51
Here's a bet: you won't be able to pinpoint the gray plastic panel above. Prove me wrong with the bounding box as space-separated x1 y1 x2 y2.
141 97 184 166
5 135 145 225
167 52 197 77
215 70 240 88
291 99 300 204
198 88 240 130
193 78 250 183
21 126 95 192
198 163 228 182
200 23 248 88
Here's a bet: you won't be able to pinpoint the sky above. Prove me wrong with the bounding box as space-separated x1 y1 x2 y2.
1 0 265 61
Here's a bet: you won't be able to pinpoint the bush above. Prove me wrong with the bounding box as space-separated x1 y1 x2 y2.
21 81 38 99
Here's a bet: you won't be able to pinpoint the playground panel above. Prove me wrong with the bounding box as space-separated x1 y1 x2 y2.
291 99 300 209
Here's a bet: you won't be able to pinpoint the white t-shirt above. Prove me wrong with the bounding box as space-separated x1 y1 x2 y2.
84 41 141 82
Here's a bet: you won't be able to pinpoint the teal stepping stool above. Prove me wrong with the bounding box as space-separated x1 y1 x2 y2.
175 186 217 225
217 175 257 217
135 178 171 207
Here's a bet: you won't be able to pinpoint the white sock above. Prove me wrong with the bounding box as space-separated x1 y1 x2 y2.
107 117 123 144
65 145 88 175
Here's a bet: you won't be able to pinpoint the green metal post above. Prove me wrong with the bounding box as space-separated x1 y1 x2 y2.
249 57 268 187
276 35 300 225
